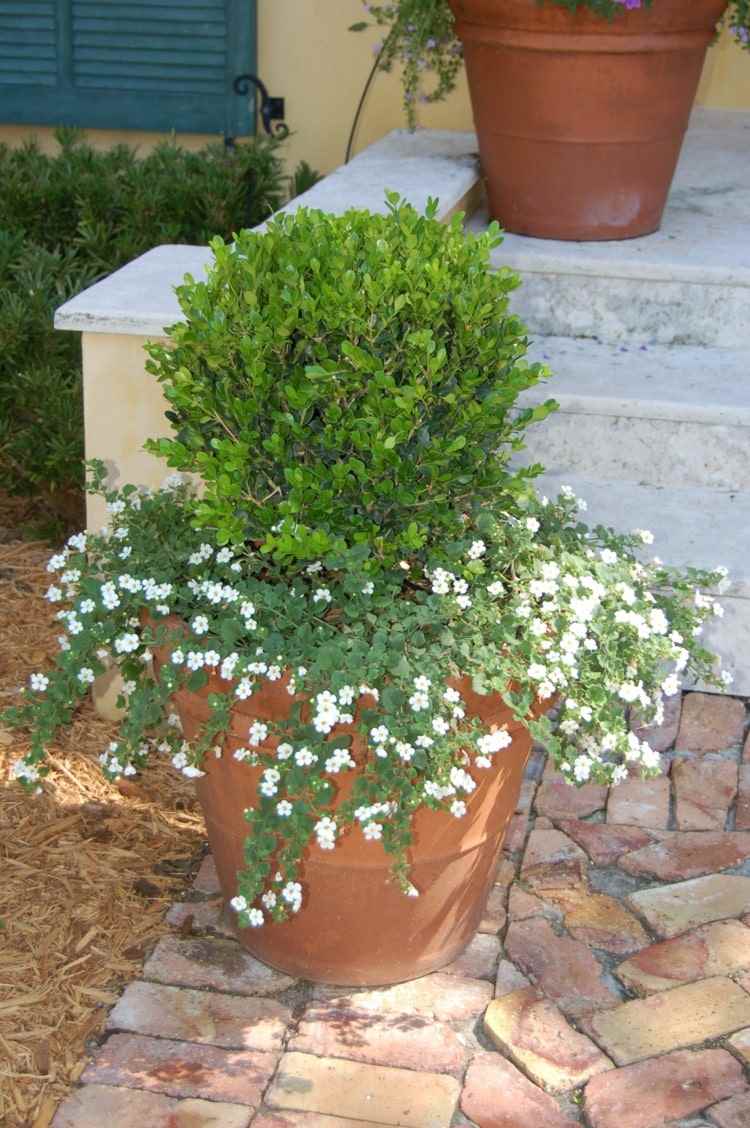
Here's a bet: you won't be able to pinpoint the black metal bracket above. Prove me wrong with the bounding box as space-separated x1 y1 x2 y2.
233 74 289 139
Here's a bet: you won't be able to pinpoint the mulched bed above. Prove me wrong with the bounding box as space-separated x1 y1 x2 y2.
0 496 206 1127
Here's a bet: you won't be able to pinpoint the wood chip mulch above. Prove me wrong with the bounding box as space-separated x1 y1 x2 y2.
0 496 206 1127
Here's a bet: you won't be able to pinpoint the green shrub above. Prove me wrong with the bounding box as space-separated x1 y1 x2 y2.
0 128 312 530
146 194 556 567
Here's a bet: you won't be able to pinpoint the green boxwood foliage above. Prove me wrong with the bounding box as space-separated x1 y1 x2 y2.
0 128 312 530
147 194 556 567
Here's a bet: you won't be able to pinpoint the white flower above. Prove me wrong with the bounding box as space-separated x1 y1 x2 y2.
186 651 204 671
306 561 323 574
235 678 253 699
450 766 476 794
409 692 429 712
525 517 540 534
295 747 315 767
430 568 453 595
361 581 374 595
720 669 734 686
45 585 62 603
114 632 140 654
203 650 220 668
29 673 49 692
261 891 277 909
443 687 461 704
370 725 389 744
79 599 96 614
276 800 293 817
600 549 618 565
101 582 120 609
432 716 450 736
77 667 95 685
456 594 472 610
612 765 628 785
267 665 282 681
363 822 383 840
216 547 233 564
468 539 486 559
475 756 492 769
661 674 680 697
313 587 332 604
47 552 69 573
413 675 431 692
527 663 547 681
477 728 511 755
399 560 410 571
314 816 337 850
276 742 293 760
191 615 209 635
573 755 592 782
487 580 504 598
450 800 467 818
230 895 248 912
249 721 269 747
247 908 264 927
633 529 654 545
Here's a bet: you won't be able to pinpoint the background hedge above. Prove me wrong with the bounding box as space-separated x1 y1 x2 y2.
0 128 317 532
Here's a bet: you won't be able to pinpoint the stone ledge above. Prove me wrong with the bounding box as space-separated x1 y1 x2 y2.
53 129 480 338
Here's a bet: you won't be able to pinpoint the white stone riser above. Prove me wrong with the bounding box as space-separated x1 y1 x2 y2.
520 413 750 492
509 273 750 348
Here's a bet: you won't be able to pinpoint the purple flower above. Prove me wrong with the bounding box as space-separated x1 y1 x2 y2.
614 0 642 7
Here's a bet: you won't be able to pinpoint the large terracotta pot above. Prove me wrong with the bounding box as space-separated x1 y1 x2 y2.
169 668 537 986
448 0 727 240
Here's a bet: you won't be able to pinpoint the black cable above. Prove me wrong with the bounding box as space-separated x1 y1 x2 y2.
345 30 395 164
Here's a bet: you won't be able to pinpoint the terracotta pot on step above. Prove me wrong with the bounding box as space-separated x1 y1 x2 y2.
448 0 727 240
164 658 538 986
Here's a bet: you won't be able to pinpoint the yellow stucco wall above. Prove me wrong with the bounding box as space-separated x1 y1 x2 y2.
0 2 748 175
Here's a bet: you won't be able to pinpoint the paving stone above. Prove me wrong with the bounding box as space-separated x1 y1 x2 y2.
673 759 737 831
583 1048 746 1128
627 874 750 938
728 1027 750 1065
557 819 657 866
708 1092 750 1128
606 776 670 829
484 986 612 1092
460 1051 577 1128
253 1114 386 1128
495 959 531 998
106 980 291 1051
508 886 559 922
676 693 746 753
737 765 750 831
166 899 236 938
535 771 608 820
517 778 537 813
193 854 221 894
521 827 588 891
265 1052 459 1127
631 693 682 753
51 1084 253 1128
504 812 530 853
312 971 492 1023
542 888 649 955
585 977 750 1065
495 856 517 887
505 918 619 1017
478 885 508 934
81 1033 278 1105
744 732 750 764
620 831 750 881
616 921 750 995
442 933 501 980
143 935 294 996
291 1005 467 1076
737 971 750 994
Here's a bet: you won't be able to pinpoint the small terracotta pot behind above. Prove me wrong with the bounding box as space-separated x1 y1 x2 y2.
448 0 727 240
171 672 534 986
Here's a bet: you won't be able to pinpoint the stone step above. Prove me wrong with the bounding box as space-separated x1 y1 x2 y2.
517 336 750 491
467 109 750 347
535 474 750 695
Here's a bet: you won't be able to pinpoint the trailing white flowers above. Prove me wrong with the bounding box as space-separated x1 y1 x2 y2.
3 467 728 928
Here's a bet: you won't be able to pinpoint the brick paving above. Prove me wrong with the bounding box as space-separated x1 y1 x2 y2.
52 691 750 1128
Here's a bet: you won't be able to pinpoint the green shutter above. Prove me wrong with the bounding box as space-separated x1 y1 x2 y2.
0 0 256 136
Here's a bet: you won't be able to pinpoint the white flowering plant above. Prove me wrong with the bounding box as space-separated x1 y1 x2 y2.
5 466 727 926
4 198 729 928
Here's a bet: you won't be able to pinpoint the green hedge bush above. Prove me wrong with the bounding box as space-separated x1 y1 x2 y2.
0 128 315 531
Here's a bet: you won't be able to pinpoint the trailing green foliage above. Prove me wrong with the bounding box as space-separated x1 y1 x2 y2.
146 194 555 565
0 128 314 529
352 0 748 128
